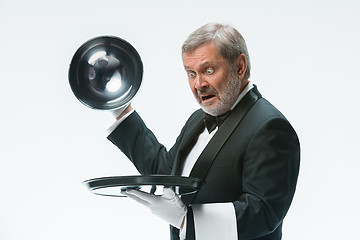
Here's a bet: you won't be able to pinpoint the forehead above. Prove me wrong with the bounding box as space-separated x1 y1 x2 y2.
182 42 226 69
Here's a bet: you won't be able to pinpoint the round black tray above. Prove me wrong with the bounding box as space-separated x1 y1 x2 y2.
83 175 201 197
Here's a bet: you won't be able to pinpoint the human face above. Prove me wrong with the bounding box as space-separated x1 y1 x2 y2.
182 42 242 116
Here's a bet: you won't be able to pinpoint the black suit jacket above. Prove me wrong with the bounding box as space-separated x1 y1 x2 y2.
108 86 300 240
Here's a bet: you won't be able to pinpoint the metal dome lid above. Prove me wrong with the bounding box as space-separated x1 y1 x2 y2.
69 36 143 110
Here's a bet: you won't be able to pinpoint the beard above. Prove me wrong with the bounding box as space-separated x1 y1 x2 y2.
198 70 242 116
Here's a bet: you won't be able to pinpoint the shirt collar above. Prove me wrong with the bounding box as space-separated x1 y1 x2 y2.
230 81 254 111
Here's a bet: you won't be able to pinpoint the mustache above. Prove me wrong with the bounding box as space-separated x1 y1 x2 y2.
197 87 218 97
196 87 219 103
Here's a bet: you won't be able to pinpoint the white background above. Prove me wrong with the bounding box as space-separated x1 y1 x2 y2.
1 0 359 239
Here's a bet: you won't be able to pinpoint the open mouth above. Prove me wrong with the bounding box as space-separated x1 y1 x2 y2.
201 94 216 102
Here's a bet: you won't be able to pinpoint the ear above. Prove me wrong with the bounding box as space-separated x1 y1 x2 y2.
236 53 247 79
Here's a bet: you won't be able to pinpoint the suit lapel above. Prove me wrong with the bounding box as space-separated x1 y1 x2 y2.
171 110 204 176
183 86 261 203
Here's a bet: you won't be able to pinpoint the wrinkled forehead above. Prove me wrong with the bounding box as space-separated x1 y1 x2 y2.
182 42 230 70
182 40 219 57
182 42 219 61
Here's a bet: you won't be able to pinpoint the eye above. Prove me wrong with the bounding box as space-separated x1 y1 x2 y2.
188 72 196 78
206 68 214 74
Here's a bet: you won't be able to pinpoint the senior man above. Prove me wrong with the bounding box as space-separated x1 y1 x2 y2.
108 23 300 240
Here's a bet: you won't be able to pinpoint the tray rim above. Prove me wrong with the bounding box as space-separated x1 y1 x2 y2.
83 175 201 197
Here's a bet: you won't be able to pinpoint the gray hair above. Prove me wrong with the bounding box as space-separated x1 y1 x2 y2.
182 23 251 80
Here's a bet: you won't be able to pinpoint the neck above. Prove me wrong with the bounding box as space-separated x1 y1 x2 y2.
230 80 253 111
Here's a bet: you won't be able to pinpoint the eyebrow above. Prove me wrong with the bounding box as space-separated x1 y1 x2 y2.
184 61 218 71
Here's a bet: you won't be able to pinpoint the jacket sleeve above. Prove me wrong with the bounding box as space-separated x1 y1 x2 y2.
107 111 171 174
107 110 191 175
233 117 300 239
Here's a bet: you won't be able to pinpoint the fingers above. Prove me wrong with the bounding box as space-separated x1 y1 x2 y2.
124 188 179 206
125 193 150 207
124 189 155 206
162 187 176 200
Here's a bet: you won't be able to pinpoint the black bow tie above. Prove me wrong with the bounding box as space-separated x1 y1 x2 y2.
203 112 230 133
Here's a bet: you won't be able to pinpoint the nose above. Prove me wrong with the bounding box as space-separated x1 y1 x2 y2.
194 75 208 90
